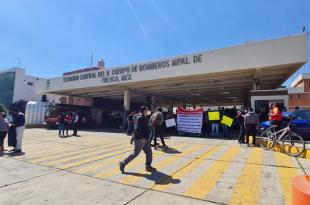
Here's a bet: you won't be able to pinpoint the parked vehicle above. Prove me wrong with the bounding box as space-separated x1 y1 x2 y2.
289 110 310 140
44 104 92 128
260 110 310 140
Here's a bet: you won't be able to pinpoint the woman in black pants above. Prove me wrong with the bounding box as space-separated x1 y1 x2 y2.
0 112 9 153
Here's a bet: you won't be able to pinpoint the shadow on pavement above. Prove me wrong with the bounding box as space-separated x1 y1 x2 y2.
2 151 26 157
156 145 182 154
124 170 181 185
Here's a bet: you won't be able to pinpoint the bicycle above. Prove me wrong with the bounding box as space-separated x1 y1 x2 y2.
260 123 305 157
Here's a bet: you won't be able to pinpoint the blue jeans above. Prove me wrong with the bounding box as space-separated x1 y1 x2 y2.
212 123 219 136
222 124 229 138
58 123 65 136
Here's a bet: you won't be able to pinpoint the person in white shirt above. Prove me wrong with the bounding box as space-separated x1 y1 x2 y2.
72 112 79 136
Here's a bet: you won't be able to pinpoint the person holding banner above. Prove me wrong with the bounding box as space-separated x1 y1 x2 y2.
208 110 220 137
221 108 229 138
244 108 259 146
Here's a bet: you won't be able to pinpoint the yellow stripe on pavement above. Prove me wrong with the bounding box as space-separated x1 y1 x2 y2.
183 146 240 199
228 147 263 205
120 143 205 186
22 140 123 160
77 141 185 176
57 147 133 169
73 155 125 174
152 145 222 192
274 152 299 205
95 143 188 179
27 142 128 163
43 144 130 167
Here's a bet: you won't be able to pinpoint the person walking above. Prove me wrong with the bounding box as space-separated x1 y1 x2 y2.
119 106 156 173
151 108 167 150
0 112 9 153
244 108 259 147
58 112 65 137
11 108 25 153
72 112 79 136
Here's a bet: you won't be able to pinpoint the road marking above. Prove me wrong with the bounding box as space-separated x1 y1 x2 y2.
27 142 128 163
43 144 130 167
183 146 240 200
73 155 125 174
94 143 188 179
228 147 263 205
274 152 299 205
152 145 222 192
120 144 205 186
57 147 134 169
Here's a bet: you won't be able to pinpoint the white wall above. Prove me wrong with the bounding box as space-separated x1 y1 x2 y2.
250 95 288 112
12 68 61 104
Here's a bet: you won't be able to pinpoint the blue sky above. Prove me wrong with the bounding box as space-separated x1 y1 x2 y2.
0 0 309 86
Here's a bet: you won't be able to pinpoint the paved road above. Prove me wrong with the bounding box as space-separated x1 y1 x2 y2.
1 129 310 205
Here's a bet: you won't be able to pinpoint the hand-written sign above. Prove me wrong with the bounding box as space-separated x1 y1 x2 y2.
63 54 203 84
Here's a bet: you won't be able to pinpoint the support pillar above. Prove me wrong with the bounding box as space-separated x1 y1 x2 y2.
122 90 131 129
168 100 174 114
124 90 131 111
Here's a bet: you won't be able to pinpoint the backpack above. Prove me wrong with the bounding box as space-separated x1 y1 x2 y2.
151 112 160 127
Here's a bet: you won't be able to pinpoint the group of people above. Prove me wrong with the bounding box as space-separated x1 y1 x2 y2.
237 103 283 146
57 112 79 137
0 108 25 154
127 107 167 150
203 107 238 138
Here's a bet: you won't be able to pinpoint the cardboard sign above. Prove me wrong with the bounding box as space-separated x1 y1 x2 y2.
221 115 234 127
165 118 176 128
208 111 220 121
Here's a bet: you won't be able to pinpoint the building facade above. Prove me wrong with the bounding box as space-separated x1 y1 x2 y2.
289 73 310 110
0 68 61 110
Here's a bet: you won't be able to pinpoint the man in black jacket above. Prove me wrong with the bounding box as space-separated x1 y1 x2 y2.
120 106 156 173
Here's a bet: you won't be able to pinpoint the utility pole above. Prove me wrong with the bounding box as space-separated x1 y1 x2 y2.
17 57 21 68
90 54 93 67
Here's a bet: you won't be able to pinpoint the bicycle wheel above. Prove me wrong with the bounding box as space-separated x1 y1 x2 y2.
282 133 305 157
260 130 275 150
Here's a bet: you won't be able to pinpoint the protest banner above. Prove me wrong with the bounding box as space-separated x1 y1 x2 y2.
208 111 220 121
165 118 176 128
177 108 203 135
221 115 234 127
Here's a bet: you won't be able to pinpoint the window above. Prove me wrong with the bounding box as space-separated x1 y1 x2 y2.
27 82 33 86
290 95 293 99
298 94 301 99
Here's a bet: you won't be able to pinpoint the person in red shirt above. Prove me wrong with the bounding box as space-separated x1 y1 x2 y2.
64 112 72 137
269 103 282 129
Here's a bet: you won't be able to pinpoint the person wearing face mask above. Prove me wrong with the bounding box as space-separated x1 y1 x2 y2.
119 106 156 173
